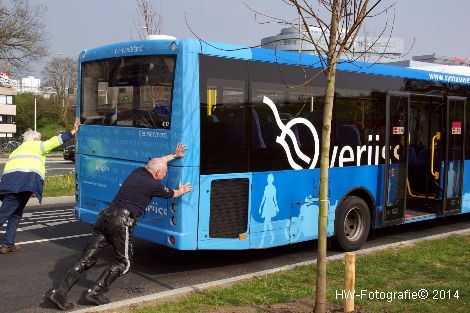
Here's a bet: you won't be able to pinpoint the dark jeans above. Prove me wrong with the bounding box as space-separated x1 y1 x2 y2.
0 192 31 246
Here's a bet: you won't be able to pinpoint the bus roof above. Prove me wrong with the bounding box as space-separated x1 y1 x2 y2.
80 38 470 86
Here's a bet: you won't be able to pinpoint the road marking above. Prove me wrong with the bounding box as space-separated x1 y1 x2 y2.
46 220 76 226
18 221 34 226
28 212 75 218
28 211 73 217
0 208 76 233
32 218 75 224
17 233 91 246
33 209 68 214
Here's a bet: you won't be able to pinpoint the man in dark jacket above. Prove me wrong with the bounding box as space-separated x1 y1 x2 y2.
0 119 79 254
48 143 192 310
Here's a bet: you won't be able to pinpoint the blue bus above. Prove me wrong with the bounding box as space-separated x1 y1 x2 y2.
75 36 470 251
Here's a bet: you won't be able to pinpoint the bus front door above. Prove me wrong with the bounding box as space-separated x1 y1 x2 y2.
405 95 465 217
443 97 465 215
386 94 466 223
405 94 444 218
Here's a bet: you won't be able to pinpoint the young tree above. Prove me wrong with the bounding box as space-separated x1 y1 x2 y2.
133 0 164 39
0 0 48 73
42 56 77 128
242 1 393 312
284 2 390 312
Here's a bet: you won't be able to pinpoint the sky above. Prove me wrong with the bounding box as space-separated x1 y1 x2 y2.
26 0 470 78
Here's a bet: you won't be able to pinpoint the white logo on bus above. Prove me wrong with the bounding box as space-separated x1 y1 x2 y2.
263 96 319 169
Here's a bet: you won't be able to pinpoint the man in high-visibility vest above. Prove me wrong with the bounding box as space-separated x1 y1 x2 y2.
0 118 80 254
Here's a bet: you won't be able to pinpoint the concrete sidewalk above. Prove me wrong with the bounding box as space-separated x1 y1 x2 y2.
26 195 75 208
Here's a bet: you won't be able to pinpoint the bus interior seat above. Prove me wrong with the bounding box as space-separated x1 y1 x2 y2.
336 124 361 147
255 108 278 148
417 147 431 168
279 112 301 148
407 146 419 194
293 112 322 154
251 108 266 149
204 111 228 148
217 107 246 148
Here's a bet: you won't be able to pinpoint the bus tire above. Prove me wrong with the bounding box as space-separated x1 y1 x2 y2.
334 196 370 251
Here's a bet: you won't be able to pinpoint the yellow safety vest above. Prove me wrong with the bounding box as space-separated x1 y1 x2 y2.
3 135 63 180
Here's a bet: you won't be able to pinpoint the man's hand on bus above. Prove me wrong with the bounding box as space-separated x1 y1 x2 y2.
174 143 187 158
71 118 80 135
174 180 192 198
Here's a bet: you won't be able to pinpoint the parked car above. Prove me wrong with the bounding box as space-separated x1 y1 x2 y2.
0 141 20 156
63 145 75 161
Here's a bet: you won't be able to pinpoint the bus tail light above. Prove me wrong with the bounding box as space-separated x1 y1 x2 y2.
169 236 176 245
239 233 247 240
171 216 177 225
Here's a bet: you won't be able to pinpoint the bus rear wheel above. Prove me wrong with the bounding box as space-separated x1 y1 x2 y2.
334 196 370 251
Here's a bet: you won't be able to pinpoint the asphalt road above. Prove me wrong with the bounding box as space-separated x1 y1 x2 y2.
0 157 75 176
0 203 469 313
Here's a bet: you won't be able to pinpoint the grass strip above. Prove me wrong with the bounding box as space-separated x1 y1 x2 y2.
43 174 75 197
134 234 469 313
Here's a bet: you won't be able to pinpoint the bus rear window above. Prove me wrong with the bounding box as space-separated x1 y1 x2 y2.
80 55 175 129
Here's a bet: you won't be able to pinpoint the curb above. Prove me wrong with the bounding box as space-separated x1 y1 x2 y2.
26 196 75 208
71 228 470 313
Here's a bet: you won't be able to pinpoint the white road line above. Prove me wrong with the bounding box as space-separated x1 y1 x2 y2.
28 217 75 223
0 219 76 233
17 233 91 246
29 214 74 220
0 224 46 233
46 220 75 226
18 221 35 225
46 167 75 171
30 209 68 214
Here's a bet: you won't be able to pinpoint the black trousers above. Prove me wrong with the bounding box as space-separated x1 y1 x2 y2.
73 207 137 291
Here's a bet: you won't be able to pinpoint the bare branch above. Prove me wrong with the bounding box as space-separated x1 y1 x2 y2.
0 0 49 74
132 0 164 40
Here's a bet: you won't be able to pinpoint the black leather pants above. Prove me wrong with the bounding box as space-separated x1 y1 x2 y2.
72 207 136 294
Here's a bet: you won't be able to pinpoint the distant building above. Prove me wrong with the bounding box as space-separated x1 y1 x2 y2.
387 54 470 76
14 76 41 94
412 54 470 66
261 26 404 62
0 74 17 139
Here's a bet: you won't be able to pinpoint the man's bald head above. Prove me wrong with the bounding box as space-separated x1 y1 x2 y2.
146 158 168 180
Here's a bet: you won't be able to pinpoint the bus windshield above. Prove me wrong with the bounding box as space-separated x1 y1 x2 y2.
80 55 175 129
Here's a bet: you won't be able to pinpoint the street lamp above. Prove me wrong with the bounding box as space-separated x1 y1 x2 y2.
34 97 37 131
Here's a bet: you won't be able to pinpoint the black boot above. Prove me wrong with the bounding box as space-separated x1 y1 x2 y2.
48 268 81 311
84 268 119 306
85 288 110 306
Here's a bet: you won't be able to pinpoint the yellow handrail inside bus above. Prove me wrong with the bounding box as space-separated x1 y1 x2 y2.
207 88 217 116
406 178 436 199
431 132 441 180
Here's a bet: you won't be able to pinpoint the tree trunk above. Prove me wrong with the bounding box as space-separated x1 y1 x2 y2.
64 95 69 128
315 2 340 313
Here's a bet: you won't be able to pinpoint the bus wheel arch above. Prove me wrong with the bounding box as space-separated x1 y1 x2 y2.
334 191 373 251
